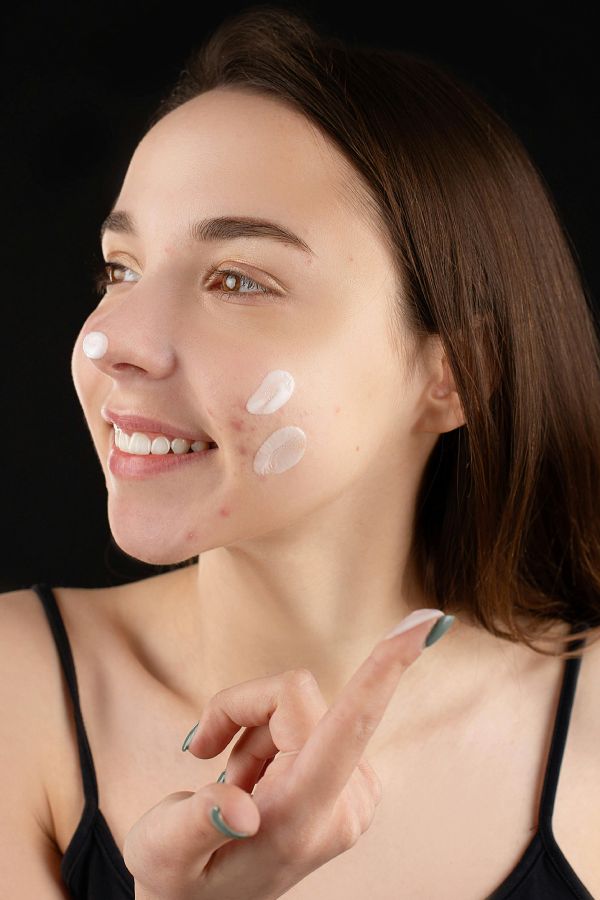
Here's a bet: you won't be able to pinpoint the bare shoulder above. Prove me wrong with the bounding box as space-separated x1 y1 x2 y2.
0 587 67 845
0 586 115 818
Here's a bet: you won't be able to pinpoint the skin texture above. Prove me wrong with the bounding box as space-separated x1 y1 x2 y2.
72 86 472 718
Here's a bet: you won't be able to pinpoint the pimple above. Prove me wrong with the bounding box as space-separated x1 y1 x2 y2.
334 405 341 414
230 418 246 432
218 506 231 518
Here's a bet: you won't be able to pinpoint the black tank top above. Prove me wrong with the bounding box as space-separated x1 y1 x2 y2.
32 582 594 899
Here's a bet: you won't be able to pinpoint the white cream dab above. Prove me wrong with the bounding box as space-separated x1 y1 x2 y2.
253 426 307 475
246 369 295 414
83 330 108 359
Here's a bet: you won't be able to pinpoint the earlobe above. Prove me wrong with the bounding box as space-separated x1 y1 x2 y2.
415 338 466 434
413 387 466 435
445 393 466 431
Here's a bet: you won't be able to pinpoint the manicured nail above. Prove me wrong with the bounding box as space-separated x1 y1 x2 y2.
383 608 444 640
182 721 199 752
216 770 226 783
423 615 455 648
210 805 251 839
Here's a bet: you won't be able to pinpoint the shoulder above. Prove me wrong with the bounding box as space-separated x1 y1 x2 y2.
0 587 67 845
0 586 117 828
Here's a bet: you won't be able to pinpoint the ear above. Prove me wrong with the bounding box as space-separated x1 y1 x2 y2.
413 337 466 435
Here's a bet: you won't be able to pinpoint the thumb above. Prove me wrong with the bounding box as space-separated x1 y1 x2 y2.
124 780 261 895
200 774 261 841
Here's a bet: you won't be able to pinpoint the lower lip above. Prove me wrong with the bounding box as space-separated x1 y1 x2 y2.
108 433 218 480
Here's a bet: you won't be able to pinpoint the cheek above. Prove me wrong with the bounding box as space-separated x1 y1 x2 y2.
228 368 309 477
230 369 362 481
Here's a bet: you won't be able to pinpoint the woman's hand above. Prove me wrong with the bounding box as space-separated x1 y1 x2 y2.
124 609 453 900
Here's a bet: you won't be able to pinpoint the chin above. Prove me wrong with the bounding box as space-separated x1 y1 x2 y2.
107 517 204 567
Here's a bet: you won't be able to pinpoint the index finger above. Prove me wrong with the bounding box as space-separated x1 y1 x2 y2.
288 610 452 807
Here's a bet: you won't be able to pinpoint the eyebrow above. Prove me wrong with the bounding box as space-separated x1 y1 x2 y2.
99 210 314 256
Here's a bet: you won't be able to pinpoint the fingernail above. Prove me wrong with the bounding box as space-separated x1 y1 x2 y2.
423 615 456 649
210 805 251 839
383 608 445 640
182 721 199 752
216 770 227 783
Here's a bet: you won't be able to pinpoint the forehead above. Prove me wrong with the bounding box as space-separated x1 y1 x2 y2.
112 87 380 256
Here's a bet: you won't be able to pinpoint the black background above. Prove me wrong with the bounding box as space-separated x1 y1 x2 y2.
2 1 598 591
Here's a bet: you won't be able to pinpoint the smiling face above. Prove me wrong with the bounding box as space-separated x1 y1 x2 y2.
72 86 443 565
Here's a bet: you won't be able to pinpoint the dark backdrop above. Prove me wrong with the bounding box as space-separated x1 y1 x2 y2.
2 1 598 591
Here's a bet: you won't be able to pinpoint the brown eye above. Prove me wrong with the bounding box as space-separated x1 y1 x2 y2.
214 268 269 295
94 262 137 296
222 272 240 292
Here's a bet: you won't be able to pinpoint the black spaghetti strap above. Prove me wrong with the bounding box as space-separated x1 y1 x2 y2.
537 620 588 837
31 582 100 810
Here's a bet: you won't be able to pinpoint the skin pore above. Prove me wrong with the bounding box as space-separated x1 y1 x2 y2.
71 86 553 749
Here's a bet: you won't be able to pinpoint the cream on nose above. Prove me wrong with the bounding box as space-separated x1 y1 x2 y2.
83 331 109 359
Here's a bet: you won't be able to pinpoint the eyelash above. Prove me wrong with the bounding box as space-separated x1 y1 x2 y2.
92 261 274 301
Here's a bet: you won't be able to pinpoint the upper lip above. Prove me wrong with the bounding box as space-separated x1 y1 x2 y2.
101 408 215 444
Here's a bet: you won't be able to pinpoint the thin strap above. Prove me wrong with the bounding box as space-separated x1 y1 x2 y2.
538 620 588 835
31 582 100 809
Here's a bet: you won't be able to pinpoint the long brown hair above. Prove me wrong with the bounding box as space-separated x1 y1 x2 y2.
138 4 600 659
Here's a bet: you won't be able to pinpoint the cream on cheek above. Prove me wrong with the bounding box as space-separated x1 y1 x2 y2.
81 332 307 476
245 369 307 476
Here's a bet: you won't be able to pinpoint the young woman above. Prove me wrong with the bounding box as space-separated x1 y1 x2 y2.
3 6 599 899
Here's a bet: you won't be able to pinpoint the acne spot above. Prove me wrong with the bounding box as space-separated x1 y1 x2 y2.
334 405 341 414
218 506 231 518
356 445 360 452
230 418 246 432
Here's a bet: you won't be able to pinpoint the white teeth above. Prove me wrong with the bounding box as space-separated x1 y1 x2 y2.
113 425 212 455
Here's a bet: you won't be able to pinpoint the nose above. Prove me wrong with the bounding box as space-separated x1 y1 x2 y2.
80 320 175 379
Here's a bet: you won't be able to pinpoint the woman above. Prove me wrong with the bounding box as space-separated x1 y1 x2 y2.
2 5 599 899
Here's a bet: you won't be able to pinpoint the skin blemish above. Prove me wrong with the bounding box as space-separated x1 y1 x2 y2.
230 418 246 432
219 506 231 518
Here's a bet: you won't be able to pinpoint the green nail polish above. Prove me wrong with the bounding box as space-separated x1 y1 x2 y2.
182 721 199 752
210 805 251 839
216 770 226 783
424 614 455 648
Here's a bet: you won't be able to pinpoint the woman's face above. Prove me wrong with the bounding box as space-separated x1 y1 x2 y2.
72 87 436 564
